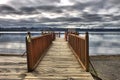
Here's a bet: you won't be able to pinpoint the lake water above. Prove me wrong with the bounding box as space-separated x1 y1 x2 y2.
0 31 120 55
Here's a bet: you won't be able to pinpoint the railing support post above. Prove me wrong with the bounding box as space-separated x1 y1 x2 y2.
59 32 60 38
65 32 68 41
26 32 33 72
85 32 89 72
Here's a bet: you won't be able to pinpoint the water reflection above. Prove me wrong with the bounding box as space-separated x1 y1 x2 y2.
0 32 40 55
89 34 120 55
0 32 120 55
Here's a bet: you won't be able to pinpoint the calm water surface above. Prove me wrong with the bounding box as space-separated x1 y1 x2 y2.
0 32 120 55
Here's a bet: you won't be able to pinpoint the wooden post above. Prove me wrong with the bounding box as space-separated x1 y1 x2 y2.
59 32 60 38
65 32 68 41
41 31 43 35
26 32 33 72
85 32 89 72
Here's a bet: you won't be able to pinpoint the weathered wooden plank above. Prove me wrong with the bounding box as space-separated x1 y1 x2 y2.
43 58 75 60
25 76 94 80
0 66 26 68
38 64 81 68
24 38 94 80
44 55 75 57
0 73 25 80
0 73 25 75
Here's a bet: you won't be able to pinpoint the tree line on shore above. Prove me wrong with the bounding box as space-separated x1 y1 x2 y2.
0 27 120 32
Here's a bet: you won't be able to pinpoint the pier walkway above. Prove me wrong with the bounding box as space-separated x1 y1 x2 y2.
24 37 94 80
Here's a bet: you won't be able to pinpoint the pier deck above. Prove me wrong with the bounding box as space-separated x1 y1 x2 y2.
24 38 94 80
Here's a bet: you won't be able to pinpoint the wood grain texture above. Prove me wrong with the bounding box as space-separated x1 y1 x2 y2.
0 56 27 80
24 38 94 80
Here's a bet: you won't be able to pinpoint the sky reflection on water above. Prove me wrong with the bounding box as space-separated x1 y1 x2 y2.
0 32 120 55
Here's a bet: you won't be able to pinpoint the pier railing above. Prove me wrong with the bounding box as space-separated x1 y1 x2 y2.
68 32 89 71
26 32 55 72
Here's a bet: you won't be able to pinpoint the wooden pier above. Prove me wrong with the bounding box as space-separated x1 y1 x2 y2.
0 32 94 80
24 32 94 80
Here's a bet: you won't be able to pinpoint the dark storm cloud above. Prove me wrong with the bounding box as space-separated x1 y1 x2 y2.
112 15 120 21
0 0 107 15
19 5 63 14
52 17 83 22
0 5 15 11
0 5 16 14
39 14 102 22
0 5 63 14
82 13 103 22
109 0 120 5
8 0 60 8
0 0 119 15
17 17 83 23
0 0 120 23
36 6 63 13
37 13 120 23
20 7 36 13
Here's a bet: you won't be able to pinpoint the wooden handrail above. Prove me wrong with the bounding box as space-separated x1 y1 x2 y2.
26 32 55 72
68 32 89 71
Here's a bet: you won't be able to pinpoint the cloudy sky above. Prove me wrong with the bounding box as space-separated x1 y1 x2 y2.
0 0 120 28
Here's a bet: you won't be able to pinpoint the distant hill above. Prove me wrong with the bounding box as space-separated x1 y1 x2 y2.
1 27 120 32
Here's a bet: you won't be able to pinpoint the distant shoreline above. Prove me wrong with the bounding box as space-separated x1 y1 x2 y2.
1 31 120 35
1 28 120 32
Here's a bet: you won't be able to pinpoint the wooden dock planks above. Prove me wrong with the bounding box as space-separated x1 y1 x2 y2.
0 56 27 80
24 38 94 80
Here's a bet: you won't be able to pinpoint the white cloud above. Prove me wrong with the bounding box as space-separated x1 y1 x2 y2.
83 7 93 13
0 0 120 28
57 0 74 6
62 10 82 17
0 0 120 16
108 7 119 14
73 0 101 3
0 0 11 4
97 9 108 14
0 14 41 20
41 12 63 19
7 0 59 8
